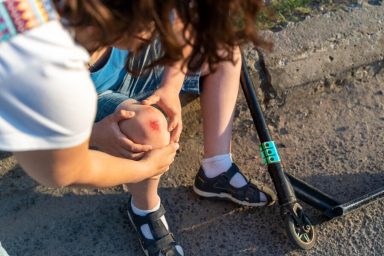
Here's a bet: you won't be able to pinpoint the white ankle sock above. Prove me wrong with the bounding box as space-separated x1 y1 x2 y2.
202 154 232 178
202 154 247 188
131 199 168 240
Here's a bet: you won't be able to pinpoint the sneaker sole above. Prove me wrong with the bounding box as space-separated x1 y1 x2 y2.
193 185 271 207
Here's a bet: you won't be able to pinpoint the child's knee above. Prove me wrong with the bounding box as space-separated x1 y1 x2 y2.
119 105 170 148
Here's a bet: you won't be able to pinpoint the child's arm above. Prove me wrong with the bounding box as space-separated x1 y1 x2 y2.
142 14 192 142
142 61 186 143
14 105 177 188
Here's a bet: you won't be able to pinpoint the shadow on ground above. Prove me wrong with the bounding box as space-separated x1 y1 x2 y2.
0 160 383 256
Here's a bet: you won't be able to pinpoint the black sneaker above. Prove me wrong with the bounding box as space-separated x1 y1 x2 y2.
193 163 276 207
127 196 184 256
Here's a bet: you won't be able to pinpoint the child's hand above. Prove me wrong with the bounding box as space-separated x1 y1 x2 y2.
142 87 182 143
91 109 152 159
141 142 180 177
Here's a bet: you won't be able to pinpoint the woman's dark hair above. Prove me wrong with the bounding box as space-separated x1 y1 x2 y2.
57 0 158 49
59 0 270 72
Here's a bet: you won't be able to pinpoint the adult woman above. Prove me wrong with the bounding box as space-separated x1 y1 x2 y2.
0 0 179 192
0 1 179 255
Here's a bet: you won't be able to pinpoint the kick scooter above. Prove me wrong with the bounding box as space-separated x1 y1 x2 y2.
240 50 316 250
240 49 384 250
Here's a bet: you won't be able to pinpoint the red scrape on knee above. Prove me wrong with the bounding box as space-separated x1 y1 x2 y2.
149 120 161 131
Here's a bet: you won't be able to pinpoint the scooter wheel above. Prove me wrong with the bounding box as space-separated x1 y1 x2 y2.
284 210 316 250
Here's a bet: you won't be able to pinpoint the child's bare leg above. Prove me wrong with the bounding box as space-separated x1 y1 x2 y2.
195 46 275 206
115 100 184 256
200 48 241 158
116 100 170 210
200 47 248 188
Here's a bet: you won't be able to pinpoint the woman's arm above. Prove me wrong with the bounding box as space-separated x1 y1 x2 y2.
90 108 153 158
14 139 178 188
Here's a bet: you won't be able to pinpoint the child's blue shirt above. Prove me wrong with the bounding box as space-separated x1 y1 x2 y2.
90 48 128 94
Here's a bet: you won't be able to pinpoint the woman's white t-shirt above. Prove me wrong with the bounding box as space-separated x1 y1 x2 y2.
0 21 97 151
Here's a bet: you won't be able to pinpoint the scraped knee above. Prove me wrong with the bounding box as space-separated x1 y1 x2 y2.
119 105 170 148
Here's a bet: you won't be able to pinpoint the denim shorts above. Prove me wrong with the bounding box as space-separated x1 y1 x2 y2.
96 40 200 122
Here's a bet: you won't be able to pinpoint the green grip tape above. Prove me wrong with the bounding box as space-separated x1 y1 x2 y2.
259 141 281 165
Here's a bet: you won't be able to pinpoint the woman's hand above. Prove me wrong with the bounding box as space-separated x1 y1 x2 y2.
140 142 180 177
90 109 152 159
142 86 182 143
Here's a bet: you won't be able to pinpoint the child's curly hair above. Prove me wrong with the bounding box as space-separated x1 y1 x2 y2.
186 0 271 71
59 0 270 72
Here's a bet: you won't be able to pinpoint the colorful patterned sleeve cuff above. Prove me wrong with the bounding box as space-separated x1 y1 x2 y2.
0 0 57 42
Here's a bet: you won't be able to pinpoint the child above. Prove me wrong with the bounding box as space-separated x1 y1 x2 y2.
86 1 277 255
89 11 276 256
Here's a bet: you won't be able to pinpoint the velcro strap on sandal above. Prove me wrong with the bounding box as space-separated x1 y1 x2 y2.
147 233 176 255
129 203 170 243
0 0 58 43
130 204 166 227
222 164 248 182
148 217 169 240
146 204 166 222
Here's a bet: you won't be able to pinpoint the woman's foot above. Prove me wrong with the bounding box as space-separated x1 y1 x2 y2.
193 163 276 206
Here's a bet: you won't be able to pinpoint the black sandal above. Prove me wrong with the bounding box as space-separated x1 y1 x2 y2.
127 197 184 256
193 163 276 206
